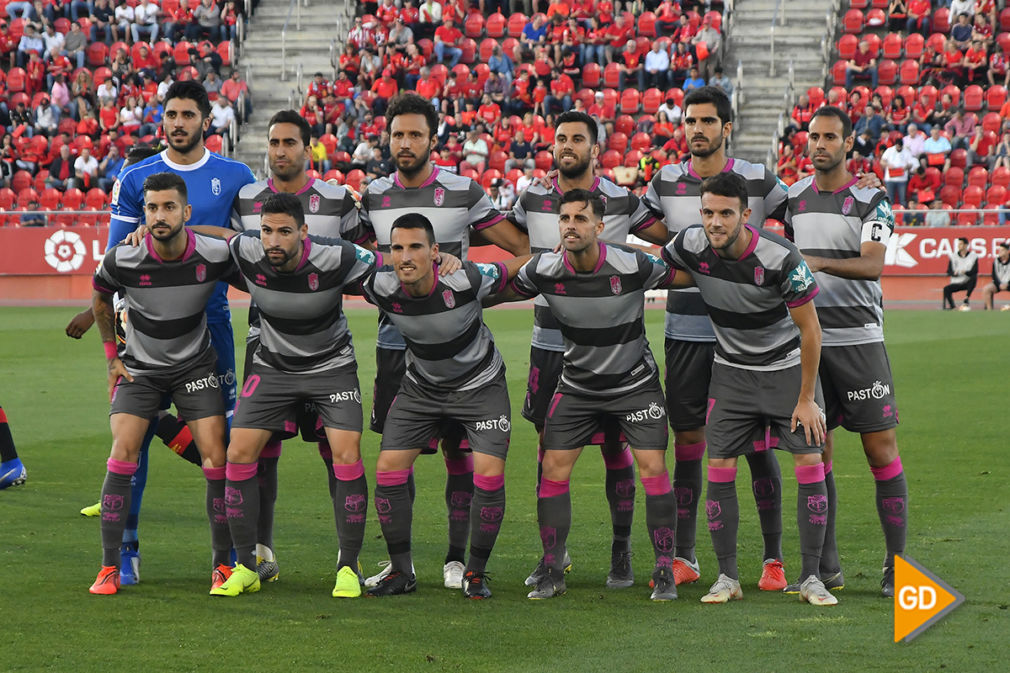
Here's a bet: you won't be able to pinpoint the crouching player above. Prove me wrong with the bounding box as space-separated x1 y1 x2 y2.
89 172 236 595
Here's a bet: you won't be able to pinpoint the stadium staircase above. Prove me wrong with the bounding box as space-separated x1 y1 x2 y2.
233 0 346 174
726 0 835 165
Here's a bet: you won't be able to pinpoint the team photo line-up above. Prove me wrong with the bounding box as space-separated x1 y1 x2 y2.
65 81 907 605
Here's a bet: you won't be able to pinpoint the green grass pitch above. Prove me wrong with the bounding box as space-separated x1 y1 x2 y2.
1 306 1006 672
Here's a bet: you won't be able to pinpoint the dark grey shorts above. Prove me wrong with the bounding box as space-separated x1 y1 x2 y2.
664 338 715 432
370 347 406 434
379 371 511 459
521 346 563 428
542 376 668 452
110 347 223 421
820 342 899 434
706 362 825 458
233 362 363 434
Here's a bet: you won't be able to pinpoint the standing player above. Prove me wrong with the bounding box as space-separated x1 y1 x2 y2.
643 86 794 590
784 106 907 597
362 214 528 599
88 81 255 584
230 109 368 583
661 172 835 607
506 190 681 602
0 405 27 490
210 193 382 598
358 93 529 590
89 172 236 595
509 110 670 590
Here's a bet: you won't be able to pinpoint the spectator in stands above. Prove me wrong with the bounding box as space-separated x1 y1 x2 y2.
855 104 886 142
968 125 996 166
963 38 987 83
488 178 514 211
113 0 135 43
41 22 64 61
522 13 549 54
887 0 908 32
924 198 950 226
791 93 815 129
889 95 911 134
209 96 235 142
371 69 399 116
418 0 442 41
515 164 535 192
604 13 633 65
483 71 507 110
710 66 733 96
74 145 99 189
33 96 59 136
682 65 705 92
221 69 251 121
949 0 975 21
95 143 123 192
906 165 935 208
906 0 931 33
388 17 414 52
845 39 879 89
132 0 160 44
673 13 695 45
364 146 392 180
945 107 977 149
190 0 221 42
644 42 672 89
921 125 952 170
545 69 575 115
433 17 463 67
220 0 238 42
691 14 722 82
47 144 75 188
506 129 534 172
162 0 192 42
971 12 993 48
202 70 223 97
658 95 682 125
117 94 142 135
881 138 918 205
988 45 1010 88
904 122 927 159
20 201 47 226
581 17 606 67
50 72 71 116
617 40 644 90
657 0 680 36
487 45 514 88
652 110 676 146
16 23 43 68
951 12 973 50
667 41 692 87
992 130 1010 169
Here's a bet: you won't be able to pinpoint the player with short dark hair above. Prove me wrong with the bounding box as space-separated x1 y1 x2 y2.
983 241 1010 310
89 171 238 595
509 109 670 591
943 237 980 311
358 92 529 591
661 171 836 607
362 213 529 599
505 189 682 602
210 192 383 598
642 86 794 590
785 107 906 597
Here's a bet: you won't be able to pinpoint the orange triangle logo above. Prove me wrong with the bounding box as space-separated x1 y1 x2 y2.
893 555 964 642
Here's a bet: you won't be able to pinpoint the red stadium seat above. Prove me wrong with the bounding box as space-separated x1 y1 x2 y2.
417 38 433 58
217 41 232 67
16 188 40 209
982 112 1002 135
486 12 506 38
86 42 109 67
619 89 640 114
488 150 508 173
918 84 939 109
849 0 869 7
575 88 595 108
599 150 621 169
473 63 490 87
843 9 863 33
93 67 113 86
603 62 621 89
896 85 916 103
615 114 635 136
944 166 964 188
39 188 62 211
925 32 946 54
863 33 881 58
955 211 978 226
508 13 527 38
875 86 894 108
86 188 108 210
582 62 601 87
704 10 722 32
630 132 651 152
638 11 657 37
607 132 629 153
941 84 960 107
344 169 365 191
501 37 519 58
807 87 825 107
882 33 903 60
939 184 961 207
33 171 50 194
464 12 484 38
831 60 847 86
451 63 471 82
430 63 448 84
459 38 477 64
904 33 924 60
11 171 33 194
480 169 503 189
642 88 663 114
963 85 984 112
458 165 479 182
998 32 1010 54
479 38 496 62
986 185 1007 208
932 8 951 33
865 8 886 27
0 188 16 211
5 68 27 94
992 166 1010 188
837 34 858 60
877 59 898 86
899 59 920 85
664 88 685 108
623 150 643 168
174 41 193 65
534 151 553 171
968 166 989 189
61 188 85 210
505 168 523 186
987 86 1007 112
1001 8 1010 31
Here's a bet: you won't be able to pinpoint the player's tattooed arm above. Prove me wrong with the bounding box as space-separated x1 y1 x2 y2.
787 300 826 447
93 289 133 401
65 307 95 339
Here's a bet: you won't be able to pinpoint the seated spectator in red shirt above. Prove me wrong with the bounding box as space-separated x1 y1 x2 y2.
673 14 696 44
531 77 549 117
657 0 681 36
400 0 419 26
596 0 615 26
670 41 694 84
306 72 332 102
377 0 400 25
618 41 644 90
434 18 463 67
478 95 501 127
969 126 996 166
604 13 633 64
545 69 575 115
906 0 931 34
371 69 400 115
989 49 1010 88
792 93 816 130
533 45 555 78
846 39 879 89
963 39 988 83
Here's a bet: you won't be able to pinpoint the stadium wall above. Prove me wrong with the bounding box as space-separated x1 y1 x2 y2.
2 225 1009 305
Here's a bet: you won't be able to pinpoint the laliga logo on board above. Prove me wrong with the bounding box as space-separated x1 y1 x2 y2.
44 230 87 272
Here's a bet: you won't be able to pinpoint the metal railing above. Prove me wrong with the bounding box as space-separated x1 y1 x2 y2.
768 0 786 76
280 0 305 82
767 60 796 170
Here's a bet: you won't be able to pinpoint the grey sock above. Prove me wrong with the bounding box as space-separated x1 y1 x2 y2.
746 450 783 561
375 481 412 573
225 474 259 569
875 472 908 568
256 456 279 553
445 470 472 564
645 491 677 567
797 479 828 579
604 453 635 553
206 476 231 567
467 485 505 574
333 474 368 571
537 491 571 573
706 480 739 580
672 458 702 561
101 470 133 567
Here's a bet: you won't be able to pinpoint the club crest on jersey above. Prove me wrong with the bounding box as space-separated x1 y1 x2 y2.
442 289 455 308
433 187 445 206
610 275 622 295
309 194 320 213
753 266 765 286
842 196 854 215
196 263 206 282
211 177 221 196
308 272 319 291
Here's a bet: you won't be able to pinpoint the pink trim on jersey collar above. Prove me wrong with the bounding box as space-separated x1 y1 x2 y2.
267 177 315 196
294 237 312 272
562 242 607 273
394 165 440 190
551 175 601 194
737 225 759 260
686 157 734 180
400 262 441 298
145 228 196 264
812 176 858 194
